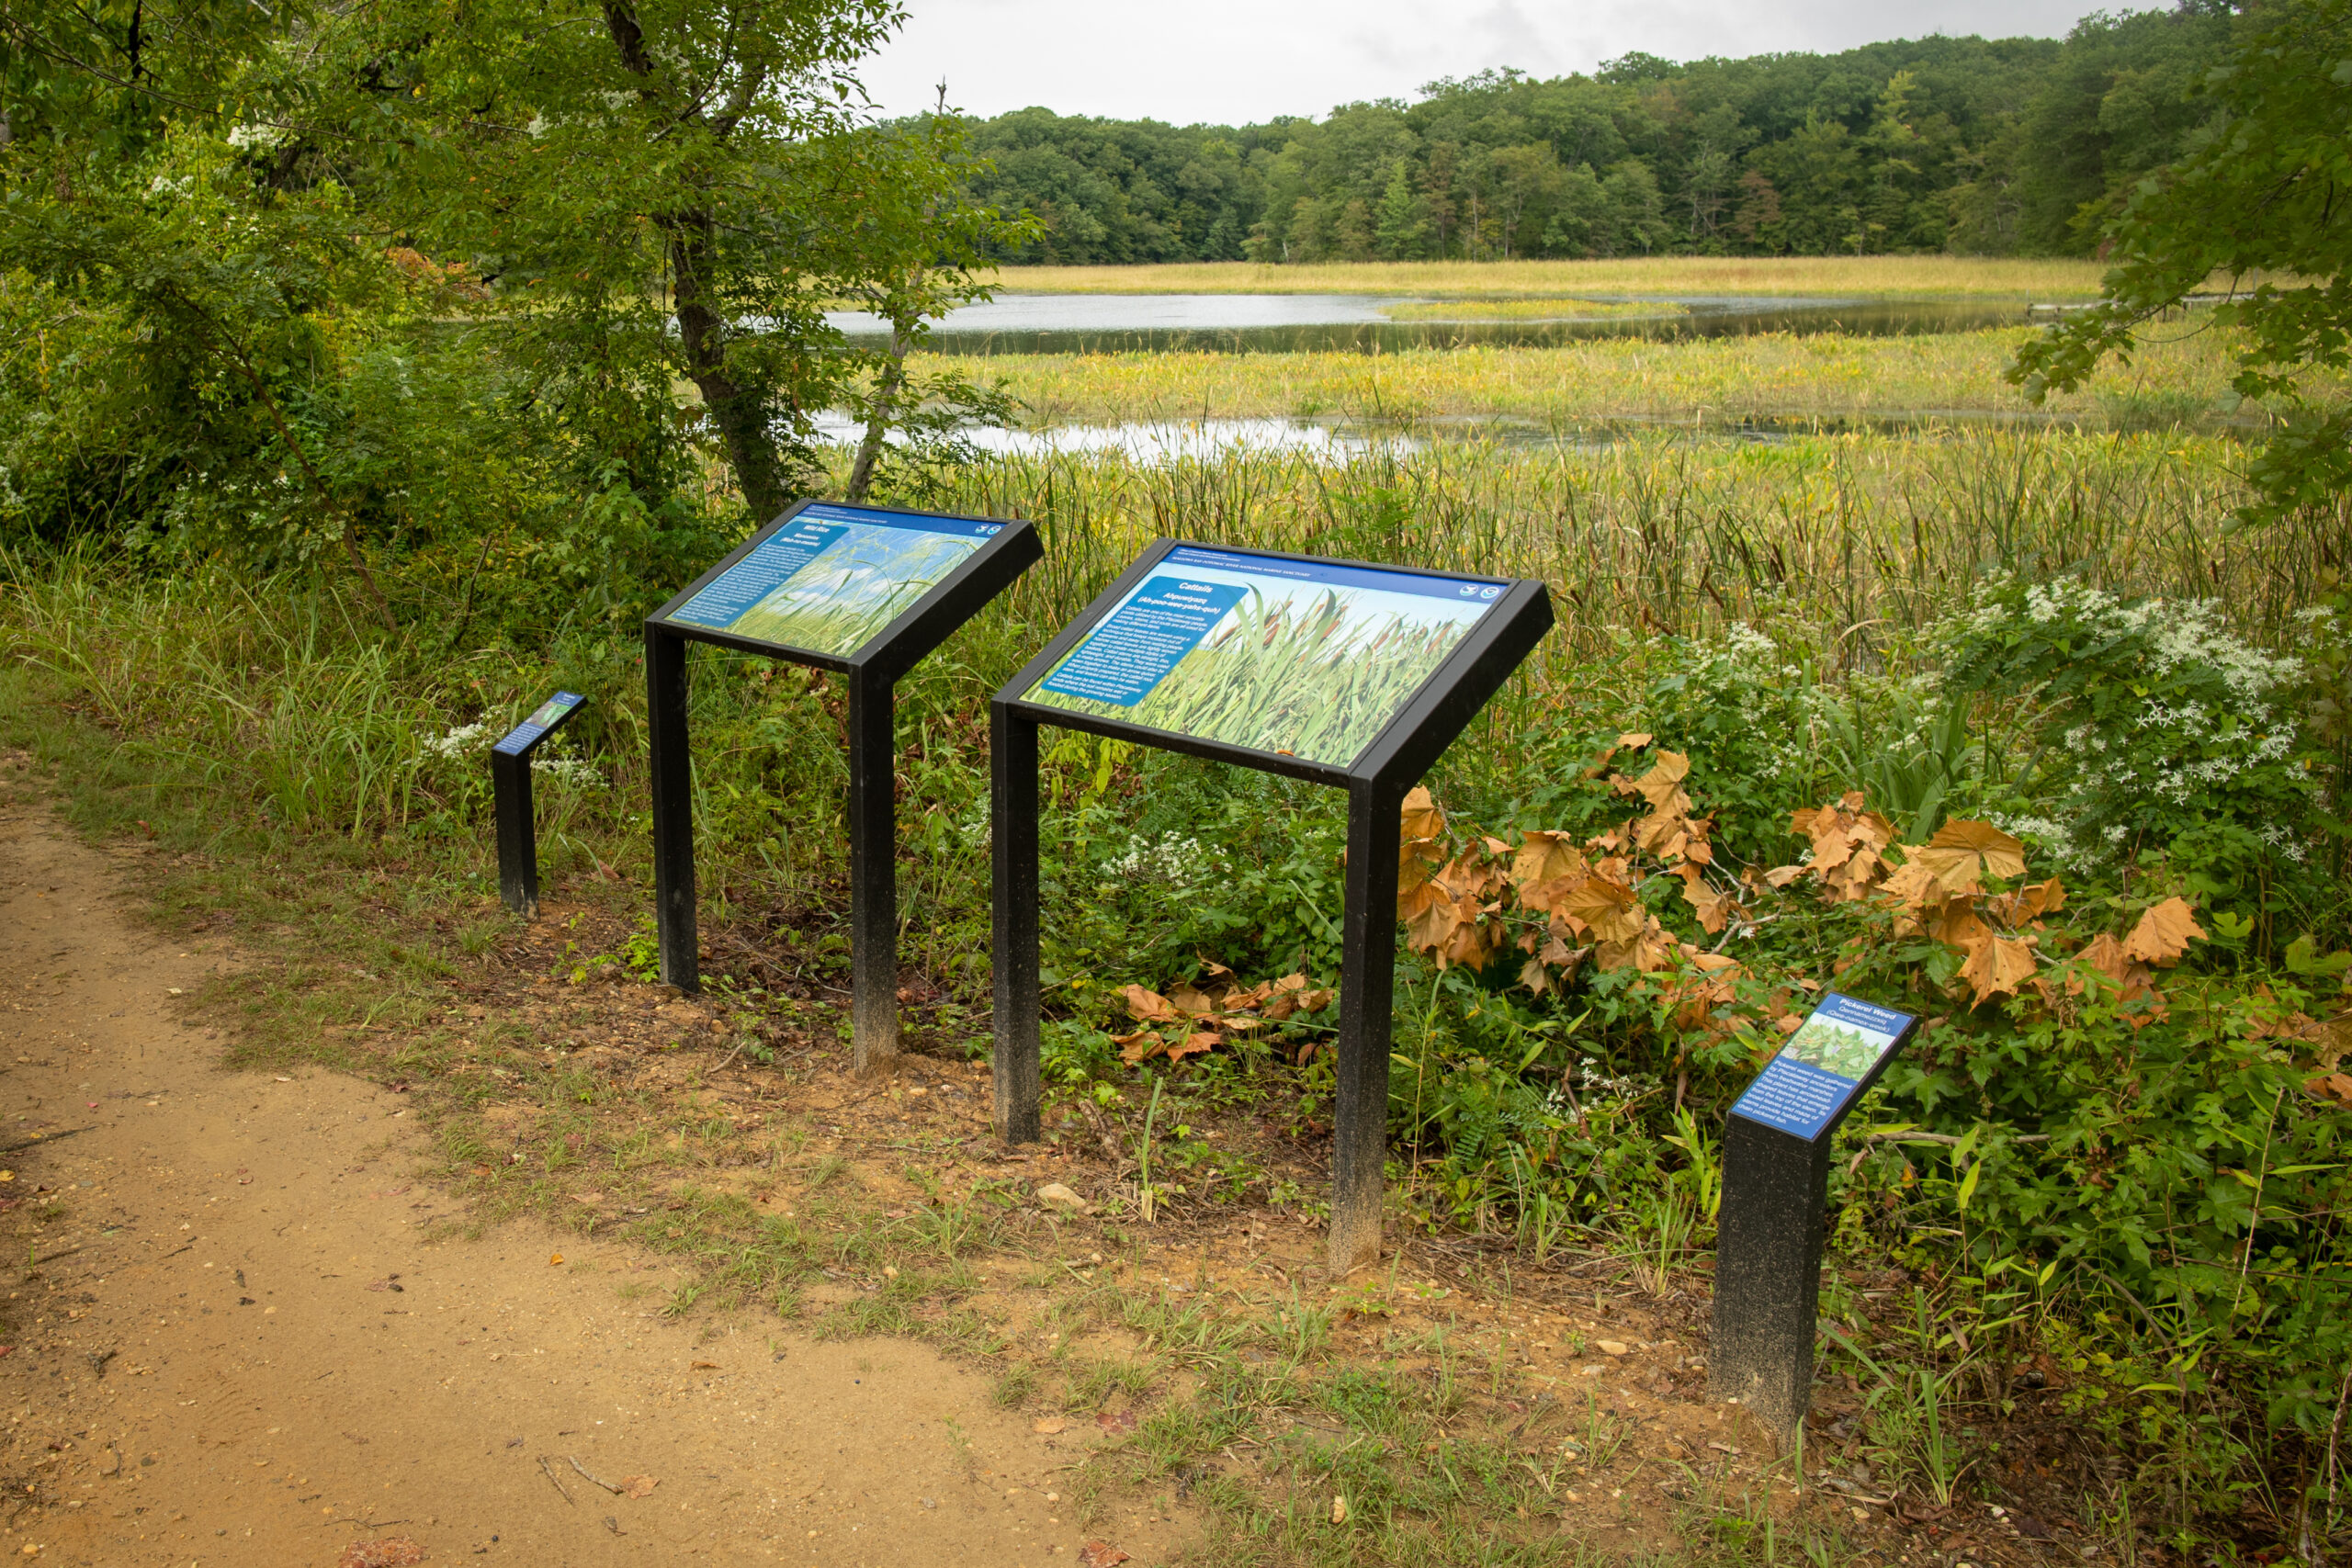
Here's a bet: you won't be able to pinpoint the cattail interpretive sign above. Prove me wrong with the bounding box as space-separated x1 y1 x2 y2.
991 538 1552 1276
643 500 1041 1073
1713 991 1918 1450
1024 545 1509 767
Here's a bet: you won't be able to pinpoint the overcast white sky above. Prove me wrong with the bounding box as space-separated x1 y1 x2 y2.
861 0 2115 125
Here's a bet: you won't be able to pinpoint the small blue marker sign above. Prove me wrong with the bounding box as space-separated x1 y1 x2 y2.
493 691 586 757
1729 992 1913 1141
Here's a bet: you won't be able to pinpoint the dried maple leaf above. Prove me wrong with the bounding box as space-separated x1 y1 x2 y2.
1078 1543 1132 1568
1511 830 1588 897
619 1475 658 1499
1620 750 1693 815
1167 983 1218 1018
1559 875 1645 943
1616 731 1654 749
1399 786 1446 843
2122 897 2204 965
1165 1032 1219 1063
1678 864 1738 934
1114 1030 1164 1066
1120 986 1180 1024
1959 933 2039 1004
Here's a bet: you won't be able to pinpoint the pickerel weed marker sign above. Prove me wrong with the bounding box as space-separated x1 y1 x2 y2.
645 500 1040 1074
1713 991 1919 1449
991 539 1552 1276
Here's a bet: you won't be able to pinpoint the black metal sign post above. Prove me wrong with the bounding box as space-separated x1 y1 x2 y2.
644 500 1042 1075
989 540 1552 1275
1712 993 1919 1450
491 691 588 916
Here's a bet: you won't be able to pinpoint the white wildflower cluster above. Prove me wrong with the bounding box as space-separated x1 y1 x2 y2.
1555 1056 1648 1108
420 722 495 761
1102 831 1221 892
226 123 288 152
1961 574 2315 867
530 749 605 790
1989 813 2090 872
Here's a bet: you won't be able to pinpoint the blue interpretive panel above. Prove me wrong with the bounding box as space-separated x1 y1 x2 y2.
658 503 1003 659
1023 545 1505 766
1729 992 1914 1142
493 691 586 757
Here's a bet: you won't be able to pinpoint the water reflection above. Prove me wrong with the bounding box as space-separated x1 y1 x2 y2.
809 404 2240 467
824 292 2031 355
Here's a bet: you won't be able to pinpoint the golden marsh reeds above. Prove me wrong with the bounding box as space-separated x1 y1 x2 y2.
928 427 2349 667
936 326 2337 431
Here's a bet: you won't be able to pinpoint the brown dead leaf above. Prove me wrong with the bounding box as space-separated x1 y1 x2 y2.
618 1475 658 1499
1096 1408 1139 1435
1165 1032 1219 1064
1399 786 1445 842
690 1359 719 1371
1033 1417 1069 1435
1616 731 1654 749
1959 933 2039 1005
1678 865 1738 934
2306 1074 2352 1105
1114 1030 1164 1065
1167 983 1218 1018
1511 831 1588 897
1079 1543 1133 1568
2123 897 2205 965
1558 875 1645 943
1923 818 2029 880
1120 985 1180 1024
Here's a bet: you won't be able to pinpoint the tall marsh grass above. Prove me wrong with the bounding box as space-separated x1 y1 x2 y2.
951 327 2340 431
942 427 2348 666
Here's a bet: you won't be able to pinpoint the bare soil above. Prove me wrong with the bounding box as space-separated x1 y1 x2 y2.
0 799 1193 1567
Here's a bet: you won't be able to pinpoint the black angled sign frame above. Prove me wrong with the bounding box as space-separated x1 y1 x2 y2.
643 498 1042 1075
492 690 588 917
988 538 1553 1276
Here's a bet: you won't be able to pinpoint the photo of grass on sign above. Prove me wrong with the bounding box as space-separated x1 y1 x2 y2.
1780 1013 1899 1082
724 528 978 657
662 505 998 660
1025 547 1501 766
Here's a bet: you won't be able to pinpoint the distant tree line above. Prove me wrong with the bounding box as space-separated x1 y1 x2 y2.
947 5 2235 264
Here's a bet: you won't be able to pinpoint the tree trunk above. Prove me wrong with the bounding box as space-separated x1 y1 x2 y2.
668 225 790 523
844 319 911 503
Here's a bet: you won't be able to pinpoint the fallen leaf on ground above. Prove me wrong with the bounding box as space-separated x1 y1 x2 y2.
1332 1495 1350 1524
336 1540 424 1568
548 1253 564 1266
690 1359 719 1371
1095 1408 1138 1435
618 1475 658 1499
1078 1543 1131 1568
1035 1182 1092 1215
1032 1417 1068 1435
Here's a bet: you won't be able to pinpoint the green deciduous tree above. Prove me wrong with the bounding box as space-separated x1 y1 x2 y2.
2012 0 2352 529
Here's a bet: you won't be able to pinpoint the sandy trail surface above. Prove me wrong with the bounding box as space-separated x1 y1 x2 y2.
0 794 1182 1567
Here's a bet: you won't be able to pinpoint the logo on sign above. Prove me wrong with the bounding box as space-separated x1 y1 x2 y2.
1459 585 1480 597
1478 585 1501 600
978 524 1002 535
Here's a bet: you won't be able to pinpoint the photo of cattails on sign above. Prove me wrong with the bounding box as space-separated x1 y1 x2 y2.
657 503 1003 659
1025 546 1506 767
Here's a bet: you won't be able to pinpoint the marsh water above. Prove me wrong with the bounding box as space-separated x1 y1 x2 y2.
824 292 2032 355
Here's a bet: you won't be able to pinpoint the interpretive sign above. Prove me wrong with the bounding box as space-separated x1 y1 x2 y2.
1729 993 1910 1142
991 538 1552 1277
644 500 1040 1075
1025 545 1509 768
654 503 1005 660
1713 992 1919 1450
491 691 588 916
494 691 587 758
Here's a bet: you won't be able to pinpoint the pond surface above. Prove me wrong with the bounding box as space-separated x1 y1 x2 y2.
824 293 2033 355
809 405 2227 466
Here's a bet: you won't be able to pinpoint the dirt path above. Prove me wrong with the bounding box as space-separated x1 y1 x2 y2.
0 796 1189 1567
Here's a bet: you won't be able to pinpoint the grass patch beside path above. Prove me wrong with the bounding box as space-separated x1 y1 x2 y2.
981 256 2125 299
